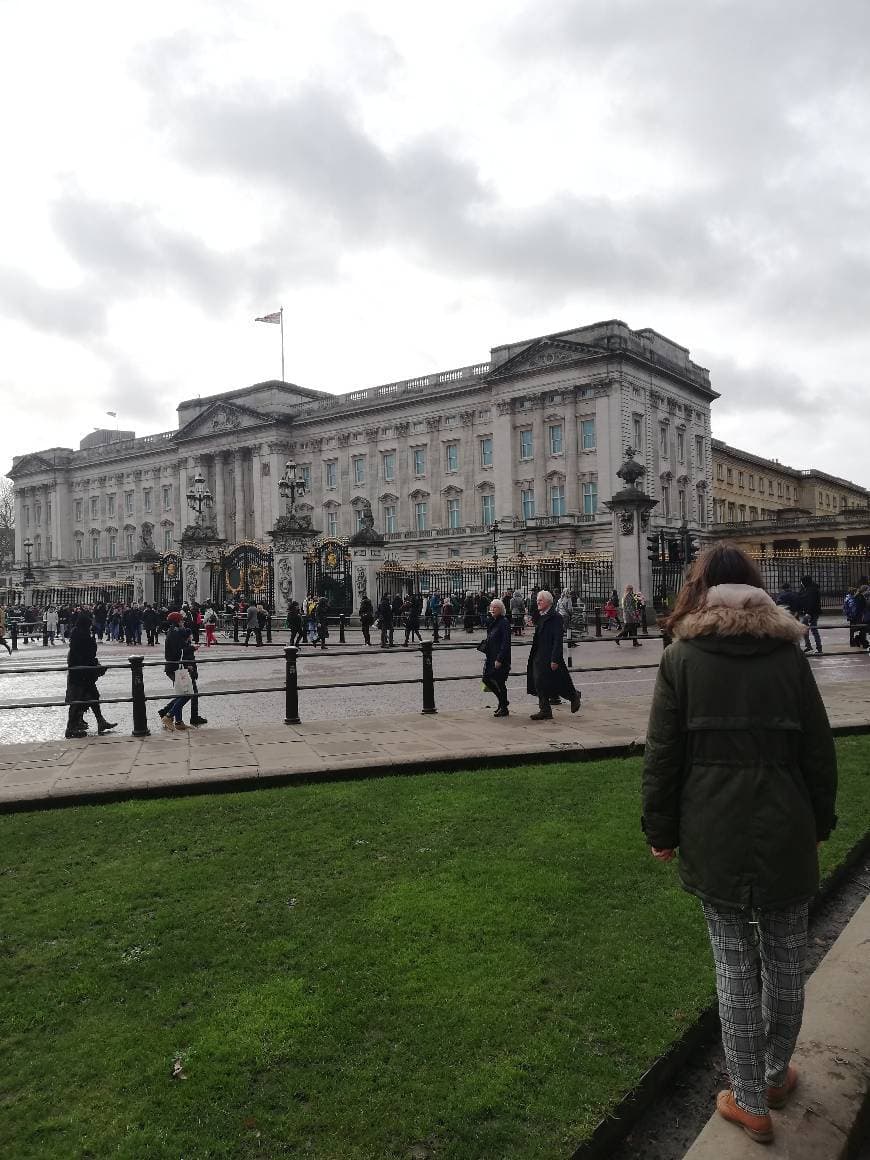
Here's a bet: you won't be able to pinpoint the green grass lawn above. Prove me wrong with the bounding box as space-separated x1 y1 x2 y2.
1 737 868 1160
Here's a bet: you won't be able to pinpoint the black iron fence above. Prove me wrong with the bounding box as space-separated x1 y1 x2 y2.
376 557 614 605
752 552 870 608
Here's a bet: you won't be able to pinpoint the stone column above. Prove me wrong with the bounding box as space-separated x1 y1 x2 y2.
213 453 226 539
52 478 70 562
564 392 580 515
349 545 383 614
14 488 24 564
250 445 264 542
532 400 546 517
426 417 442 527
492 400 514 520
396 423 411 532
232 449 245 541
178 459 188 528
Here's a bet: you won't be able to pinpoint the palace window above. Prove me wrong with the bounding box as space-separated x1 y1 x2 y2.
581 418 596 451
521 488 535 519
107 494 116 518
109 534 117 559
447 498 461 528
678 488 687 520
749 474 755 490
582 482 598 515
728 502 736 520
163 528 172 550
352 456 365 485
383 505 396 534
414 501 428 531
74 499 83 522
717 464 724 481
34 536 41 562
162 485 172 511
355 509 366 532
382 452 395 482
697 488 707 525
659 423 669 456
677 430 685 463
143 488 152 513
325 461 337 489
785 484 791 499
35 502 42 524
126 532 134 556
480 437 493 467
46 537 52 559
519 429 533 460
738 505 746 522
90 496 99 519
749 506 758 520
548 424 563 455
300 464 311 489
327 511 338 537
75 539 83 562
738 471 744 488
726 468 733 485
125 491 134 515
695 434 704 466
91 535 100 560
549 483 566 516
413 448 426 476
445 443 459 473
661 483 671 516
633 415 643 449
777 481 783 497
768 480 774 495
481 494 495 525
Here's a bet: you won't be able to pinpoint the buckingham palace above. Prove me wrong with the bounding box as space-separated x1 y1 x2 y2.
7 318 719 609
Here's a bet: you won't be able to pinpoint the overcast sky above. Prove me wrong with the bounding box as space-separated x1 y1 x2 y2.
3 0 869 488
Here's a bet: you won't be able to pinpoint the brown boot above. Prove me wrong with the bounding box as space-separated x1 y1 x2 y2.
767 1066 798 1109
716 1090 773 1143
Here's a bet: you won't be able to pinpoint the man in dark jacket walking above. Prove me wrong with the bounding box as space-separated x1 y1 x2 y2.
481 599 511 716
798 575 822 655
526 591 581 719
377 594 394 648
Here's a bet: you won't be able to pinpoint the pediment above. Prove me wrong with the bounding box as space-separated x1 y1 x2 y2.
489 338 601 382
8 453 57 479
175 400 274 441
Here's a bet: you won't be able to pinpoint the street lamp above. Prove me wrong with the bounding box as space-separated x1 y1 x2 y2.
490 518 500 594
186 470 214 527
22 537 35 583
278 461 306 515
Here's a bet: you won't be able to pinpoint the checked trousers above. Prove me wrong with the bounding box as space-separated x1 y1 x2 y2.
702 901 809 1117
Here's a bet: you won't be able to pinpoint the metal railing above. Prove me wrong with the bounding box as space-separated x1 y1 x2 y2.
0 622 866 741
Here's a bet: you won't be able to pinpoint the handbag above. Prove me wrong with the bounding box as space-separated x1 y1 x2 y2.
173 668 194 695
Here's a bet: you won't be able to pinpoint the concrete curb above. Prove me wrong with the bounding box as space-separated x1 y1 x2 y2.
683 889 870 1159
569 826 870 1159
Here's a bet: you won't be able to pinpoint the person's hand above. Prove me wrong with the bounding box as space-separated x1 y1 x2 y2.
651 847 675 862
494 660 501 669
550 662 559 671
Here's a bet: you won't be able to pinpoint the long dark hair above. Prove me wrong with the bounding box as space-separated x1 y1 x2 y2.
662 542 765 633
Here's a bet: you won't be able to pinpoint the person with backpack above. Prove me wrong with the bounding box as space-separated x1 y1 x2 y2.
616 584 642 647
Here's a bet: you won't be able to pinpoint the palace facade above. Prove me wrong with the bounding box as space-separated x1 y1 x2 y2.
7 318 717 586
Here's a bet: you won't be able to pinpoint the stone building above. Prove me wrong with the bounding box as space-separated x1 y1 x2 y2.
710 439 870 524
7 318 716 594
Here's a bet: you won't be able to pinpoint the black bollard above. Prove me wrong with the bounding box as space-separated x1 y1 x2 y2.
595 607 602 638
266 614 272 644
129 655 151 737
420 640 437 715
11 622 17 652
339 614 346 644
43 622 49 647
284 645 300 725
566 626 573 669
233 616 239 644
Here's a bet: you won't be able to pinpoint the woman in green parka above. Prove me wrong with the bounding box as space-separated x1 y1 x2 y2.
642 543 837 1145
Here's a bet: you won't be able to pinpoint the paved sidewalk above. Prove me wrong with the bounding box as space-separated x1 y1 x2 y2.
684 890 870 1159
1 672 869 807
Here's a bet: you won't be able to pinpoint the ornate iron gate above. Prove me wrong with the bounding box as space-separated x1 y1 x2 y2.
210 542 275 608
305 539 352 613
154 553 183 607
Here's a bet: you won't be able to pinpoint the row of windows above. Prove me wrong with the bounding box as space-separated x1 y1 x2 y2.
65 527 175 562
71 487 172 523
650 423 705 467
658 485 708 524
715 465 798 501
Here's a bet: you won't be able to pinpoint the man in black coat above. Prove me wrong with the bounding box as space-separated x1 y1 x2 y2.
527 590 581 720
377 594 394 648
481 599 511 717
798 575 822 655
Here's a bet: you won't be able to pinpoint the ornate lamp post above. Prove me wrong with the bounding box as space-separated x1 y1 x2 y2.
185 470 214 527
490 518 501 593
278 461 307 515
22 537 35 583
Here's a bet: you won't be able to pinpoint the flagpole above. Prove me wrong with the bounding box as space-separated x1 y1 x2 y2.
280 306 285 382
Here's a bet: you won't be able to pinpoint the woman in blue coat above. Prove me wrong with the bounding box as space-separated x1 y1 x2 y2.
481 599 511 717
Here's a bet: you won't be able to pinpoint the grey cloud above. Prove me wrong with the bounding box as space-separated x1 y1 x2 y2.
700 353 856 418
0 267 106 339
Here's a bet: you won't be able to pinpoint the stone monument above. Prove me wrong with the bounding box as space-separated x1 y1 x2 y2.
604 446 658 602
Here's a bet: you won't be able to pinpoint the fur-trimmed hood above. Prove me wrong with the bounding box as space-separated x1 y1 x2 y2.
673 583 806 643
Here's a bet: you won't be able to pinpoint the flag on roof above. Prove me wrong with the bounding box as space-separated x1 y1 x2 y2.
255 311 282 324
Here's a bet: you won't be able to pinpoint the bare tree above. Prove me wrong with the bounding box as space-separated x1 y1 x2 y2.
0 478 12 530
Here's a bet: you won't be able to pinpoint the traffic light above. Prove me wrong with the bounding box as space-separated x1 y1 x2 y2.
684 530 701 566
667 537 683 565
646 533 661 564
